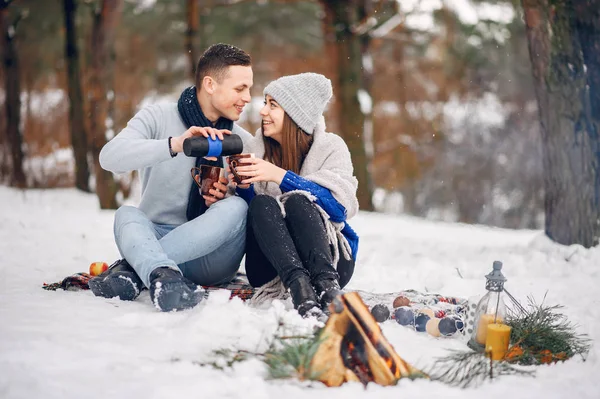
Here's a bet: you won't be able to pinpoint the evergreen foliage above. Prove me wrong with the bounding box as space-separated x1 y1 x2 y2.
429 294 590 388
263 333 323 381
429 349 534 388
505 296 592 365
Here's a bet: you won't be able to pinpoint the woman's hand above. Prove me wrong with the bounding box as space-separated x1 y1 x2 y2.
233 157 287 185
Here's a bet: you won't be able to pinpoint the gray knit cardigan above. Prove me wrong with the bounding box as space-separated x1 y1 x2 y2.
243 118 359 305
243 117 359 267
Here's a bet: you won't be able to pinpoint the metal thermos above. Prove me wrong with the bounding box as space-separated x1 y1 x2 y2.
183 135 243 157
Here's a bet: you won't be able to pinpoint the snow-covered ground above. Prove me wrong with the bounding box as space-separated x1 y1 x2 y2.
0 186 598 399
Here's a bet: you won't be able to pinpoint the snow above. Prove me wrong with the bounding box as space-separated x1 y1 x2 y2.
374 93 507 128
23 148 75 186
371 13 405 37
22 90 66 118
395 0 515 43
357 89 372 115
1 186 598 398
397 0 514 26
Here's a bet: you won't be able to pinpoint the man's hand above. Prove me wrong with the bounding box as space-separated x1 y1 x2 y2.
233 157 286 185
203 176 229 207
171 126 232 154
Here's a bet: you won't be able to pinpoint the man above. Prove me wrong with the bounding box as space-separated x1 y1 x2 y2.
89 43 254 312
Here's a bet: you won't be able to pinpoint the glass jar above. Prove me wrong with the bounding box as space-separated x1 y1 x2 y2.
467 261 508 351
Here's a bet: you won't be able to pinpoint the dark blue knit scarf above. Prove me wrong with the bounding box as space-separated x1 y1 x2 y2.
177 86 233 220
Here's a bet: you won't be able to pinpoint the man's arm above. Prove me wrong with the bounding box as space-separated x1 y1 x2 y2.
99 104 171 174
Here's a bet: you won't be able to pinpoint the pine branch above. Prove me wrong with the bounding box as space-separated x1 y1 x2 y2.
264 334 324 381
184 348 261 370
428 350 535 388
428 294 590 387
505 296 592 365
191 319 324 382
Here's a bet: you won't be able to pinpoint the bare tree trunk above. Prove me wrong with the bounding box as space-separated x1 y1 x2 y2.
320 2 340 134
573 0 600 245
1 3 26 188
23 69 31 143
63 0 91 192
522 0 600 247
391 35 415 213
186 0 199 81
321 0 374 211
575 1 600 127
0 58 6 178
89 0 122 209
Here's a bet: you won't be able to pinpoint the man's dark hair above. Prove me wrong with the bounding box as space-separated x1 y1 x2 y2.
195 43 252 87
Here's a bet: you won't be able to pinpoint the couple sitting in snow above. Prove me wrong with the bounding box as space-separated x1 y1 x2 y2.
89 43 359 319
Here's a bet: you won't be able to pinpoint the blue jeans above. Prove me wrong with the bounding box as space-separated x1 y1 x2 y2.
113 196 247 288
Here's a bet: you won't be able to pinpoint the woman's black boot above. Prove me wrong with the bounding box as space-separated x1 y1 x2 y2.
288 275 325 319
313 278 342 312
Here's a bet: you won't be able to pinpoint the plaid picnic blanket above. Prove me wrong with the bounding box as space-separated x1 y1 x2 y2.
43 271 256 301
355 289 473 337
355 289 466 314
201 274 254 301
43 273 94 291
42 271 474 336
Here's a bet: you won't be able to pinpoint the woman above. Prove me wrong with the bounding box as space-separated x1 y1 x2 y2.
231 73 359 318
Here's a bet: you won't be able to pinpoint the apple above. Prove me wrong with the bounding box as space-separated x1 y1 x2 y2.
89 261 109 276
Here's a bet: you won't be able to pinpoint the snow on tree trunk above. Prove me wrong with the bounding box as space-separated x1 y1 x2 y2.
522 0 600 248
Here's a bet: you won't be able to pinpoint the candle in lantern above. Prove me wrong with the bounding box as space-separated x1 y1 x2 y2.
467 261 517 353
476 313 503 345
485 323 512 360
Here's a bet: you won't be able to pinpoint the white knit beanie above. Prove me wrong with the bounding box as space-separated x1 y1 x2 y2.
263 73 333 135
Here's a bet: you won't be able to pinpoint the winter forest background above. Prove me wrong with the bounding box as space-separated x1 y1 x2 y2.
1 0 598 247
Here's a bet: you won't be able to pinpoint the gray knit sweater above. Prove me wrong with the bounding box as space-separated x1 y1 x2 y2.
99 102 252 225
244 118 359 304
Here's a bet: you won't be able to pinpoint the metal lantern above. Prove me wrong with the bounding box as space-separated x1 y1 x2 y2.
467 261 522 352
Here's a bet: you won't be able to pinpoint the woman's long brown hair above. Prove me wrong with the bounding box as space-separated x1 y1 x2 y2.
263 113 313 174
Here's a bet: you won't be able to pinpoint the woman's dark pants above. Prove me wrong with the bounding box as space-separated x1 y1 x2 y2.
245 194 354 289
